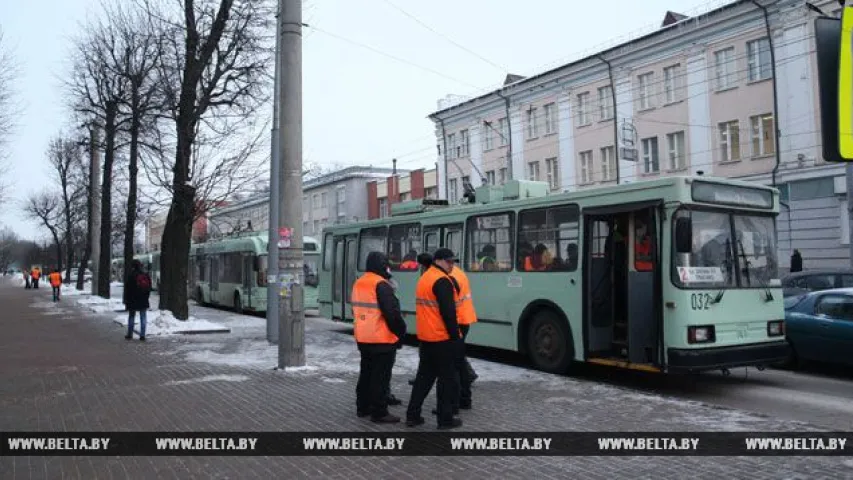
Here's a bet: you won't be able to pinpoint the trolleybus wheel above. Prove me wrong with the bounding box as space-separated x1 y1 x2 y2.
526 309 572 374
234 292 243 314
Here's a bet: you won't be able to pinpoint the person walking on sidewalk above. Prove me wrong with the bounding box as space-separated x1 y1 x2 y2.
123 260 152 342
352 251 407 423
48 268 62 302
23 269 31 289
31 267 40 289
406 248 463 430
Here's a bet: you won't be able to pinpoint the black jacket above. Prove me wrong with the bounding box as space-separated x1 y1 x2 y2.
123 267 152 311
429 264 461 343
359 252 407 352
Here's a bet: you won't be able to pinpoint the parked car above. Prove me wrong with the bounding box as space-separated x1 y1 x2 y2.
782 288 853 368
781 269 853 297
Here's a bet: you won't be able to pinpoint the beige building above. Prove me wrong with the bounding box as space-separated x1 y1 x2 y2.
430 0 849 270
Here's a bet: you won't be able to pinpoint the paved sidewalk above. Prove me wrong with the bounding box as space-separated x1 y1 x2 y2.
1 280 851 479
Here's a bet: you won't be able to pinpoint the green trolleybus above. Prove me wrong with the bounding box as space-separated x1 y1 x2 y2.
189 232 321 313
318 176 789 374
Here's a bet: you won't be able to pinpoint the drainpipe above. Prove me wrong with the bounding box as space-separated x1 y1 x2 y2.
495 91 514 180
438 118 449 199
750 0 782 187
597 55 620 185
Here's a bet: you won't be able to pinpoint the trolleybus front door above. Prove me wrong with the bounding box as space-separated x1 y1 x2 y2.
210 256 220 305
331 235 357 321
242 254 253 309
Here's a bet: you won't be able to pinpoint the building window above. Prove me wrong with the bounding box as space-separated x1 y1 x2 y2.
714 47 736 90
486 170 496 185
312 194 319 209
637 73 654 109
336 185 346 217
499 167 507 185
424 186 437 199
544 103 557 134
484 124 494 150
527 161 540 181
449 178 458 204
460 129 469 156
718 120 741 162
577 92 591 126
526 107 538 139
667 131 686 170
750 113 775 156
600 146 616 181
579 150 593 184
378 198 388 218
545 157 559 190
399 192 409 202
313 220 320 235
498 118 508 146
598 85 614 120
320 192 327 209
466 212 514 272
447 133 457 159
641 137 659 173
663 64 683 104
747 37 772 82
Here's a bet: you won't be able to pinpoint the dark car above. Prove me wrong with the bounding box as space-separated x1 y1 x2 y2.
783 288 853 368
781 269 853 297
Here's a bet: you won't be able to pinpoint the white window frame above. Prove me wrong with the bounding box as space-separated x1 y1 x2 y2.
499 167 507 185
714 47 736 90
747 37 772 82
663 64 682 104
486 170 495 185
641 137 659 173
598 85 614 120
447 133 457 159
527 161 540 181
460 129 469 156
449 178 459 204
545 157 559 190
750 113 775 157
718 120 741 162
498 118 508 146
600 146 616 181
378 199 387 218
667 131 686 170
526 107 538 139
579 150 592 184
577 92 591 126
484 125 494 150
637 73 654 110
544 103 557 134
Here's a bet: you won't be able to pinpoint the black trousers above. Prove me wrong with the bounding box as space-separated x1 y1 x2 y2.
406 340 457 425
356 347 396 419
455 325 472 407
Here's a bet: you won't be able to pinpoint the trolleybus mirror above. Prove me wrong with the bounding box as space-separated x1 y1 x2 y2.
675 217 692 254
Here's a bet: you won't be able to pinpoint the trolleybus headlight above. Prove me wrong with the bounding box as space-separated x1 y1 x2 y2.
767 320 784 337
687 325 715 344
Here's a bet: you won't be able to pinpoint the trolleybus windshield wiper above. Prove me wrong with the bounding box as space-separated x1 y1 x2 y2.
736 237 773 302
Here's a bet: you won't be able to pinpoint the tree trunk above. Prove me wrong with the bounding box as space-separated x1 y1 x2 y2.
98 103 117 298
51 229 63 275
123 114 140 288
77 172 93 290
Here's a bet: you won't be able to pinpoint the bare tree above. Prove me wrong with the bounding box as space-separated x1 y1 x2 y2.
67 12 130 297
0 27 21 201
142 0 273 318
0 227 18 272
24 193 64 273
47 135 87 282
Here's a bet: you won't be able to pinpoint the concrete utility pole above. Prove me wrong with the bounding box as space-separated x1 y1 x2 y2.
90 124 101 296
276 0 305 368
266 1 282 344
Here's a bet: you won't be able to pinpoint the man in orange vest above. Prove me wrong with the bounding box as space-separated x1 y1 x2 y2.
635 218 653 271
448 261 477 411
406 248 463 429
48 268 62 302
31 267 41 289
352 251 407 423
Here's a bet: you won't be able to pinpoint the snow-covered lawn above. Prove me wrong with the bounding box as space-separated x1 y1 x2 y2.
113 310 230 336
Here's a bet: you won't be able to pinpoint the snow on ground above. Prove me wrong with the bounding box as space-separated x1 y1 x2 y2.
163 374 249 386
113 309 230 336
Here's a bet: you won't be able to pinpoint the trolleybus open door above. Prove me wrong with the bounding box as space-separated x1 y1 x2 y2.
331 234 357 321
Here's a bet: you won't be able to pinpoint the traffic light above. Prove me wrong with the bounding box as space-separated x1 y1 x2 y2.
815 3 853 162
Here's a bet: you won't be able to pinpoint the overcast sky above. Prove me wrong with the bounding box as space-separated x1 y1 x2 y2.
1 0 719 240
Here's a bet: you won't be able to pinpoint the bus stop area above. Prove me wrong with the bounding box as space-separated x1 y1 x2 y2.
1 280 850 478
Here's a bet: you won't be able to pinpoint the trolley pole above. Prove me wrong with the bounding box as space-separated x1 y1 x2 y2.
266 1 282 344
90 124 101 296
276 0 306 369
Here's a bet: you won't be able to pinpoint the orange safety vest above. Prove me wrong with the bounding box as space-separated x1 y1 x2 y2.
415 266 461 342
48 272 62 287
31 269 40 280
400 260 419 270
524 256 546 271
635 237 653 271
351 272 399 344
449 267 477 326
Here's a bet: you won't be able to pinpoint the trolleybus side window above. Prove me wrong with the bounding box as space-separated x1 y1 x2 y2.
424 231 439 254
388 223 422 271
517 205 579 272
322 234 334 270
466 213 514 272
446 228 463 261
358 227 387 270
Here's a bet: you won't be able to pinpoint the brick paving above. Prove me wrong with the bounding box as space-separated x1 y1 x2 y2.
1 279 852 479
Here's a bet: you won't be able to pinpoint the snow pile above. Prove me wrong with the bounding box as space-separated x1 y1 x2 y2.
113 310 231 336
76 296 125 313
61 282 92 297
163 374 249 386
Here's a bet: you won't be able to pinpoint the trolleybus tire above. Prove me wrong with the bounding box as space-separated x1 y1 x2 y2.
234 292 243 314
526 309 573 374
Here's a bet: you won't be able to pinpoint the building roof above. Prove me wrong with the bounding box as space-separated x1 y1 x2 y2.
428 0 748 120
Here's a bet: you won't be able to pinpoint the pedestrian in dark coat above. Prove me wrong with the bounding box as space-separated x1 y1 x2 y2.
790 249 803 273
124 260 152 341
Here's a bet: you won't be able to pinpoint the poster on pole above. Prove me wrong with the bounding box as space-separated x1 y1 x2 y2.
278 227 292 248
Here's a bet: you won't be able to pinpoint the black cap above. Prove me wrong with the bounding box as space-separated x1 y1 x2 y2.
432 248 456 261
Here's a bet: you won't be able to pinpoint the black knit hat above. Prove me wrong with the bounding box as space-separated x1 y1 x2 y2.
432 248 456 261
